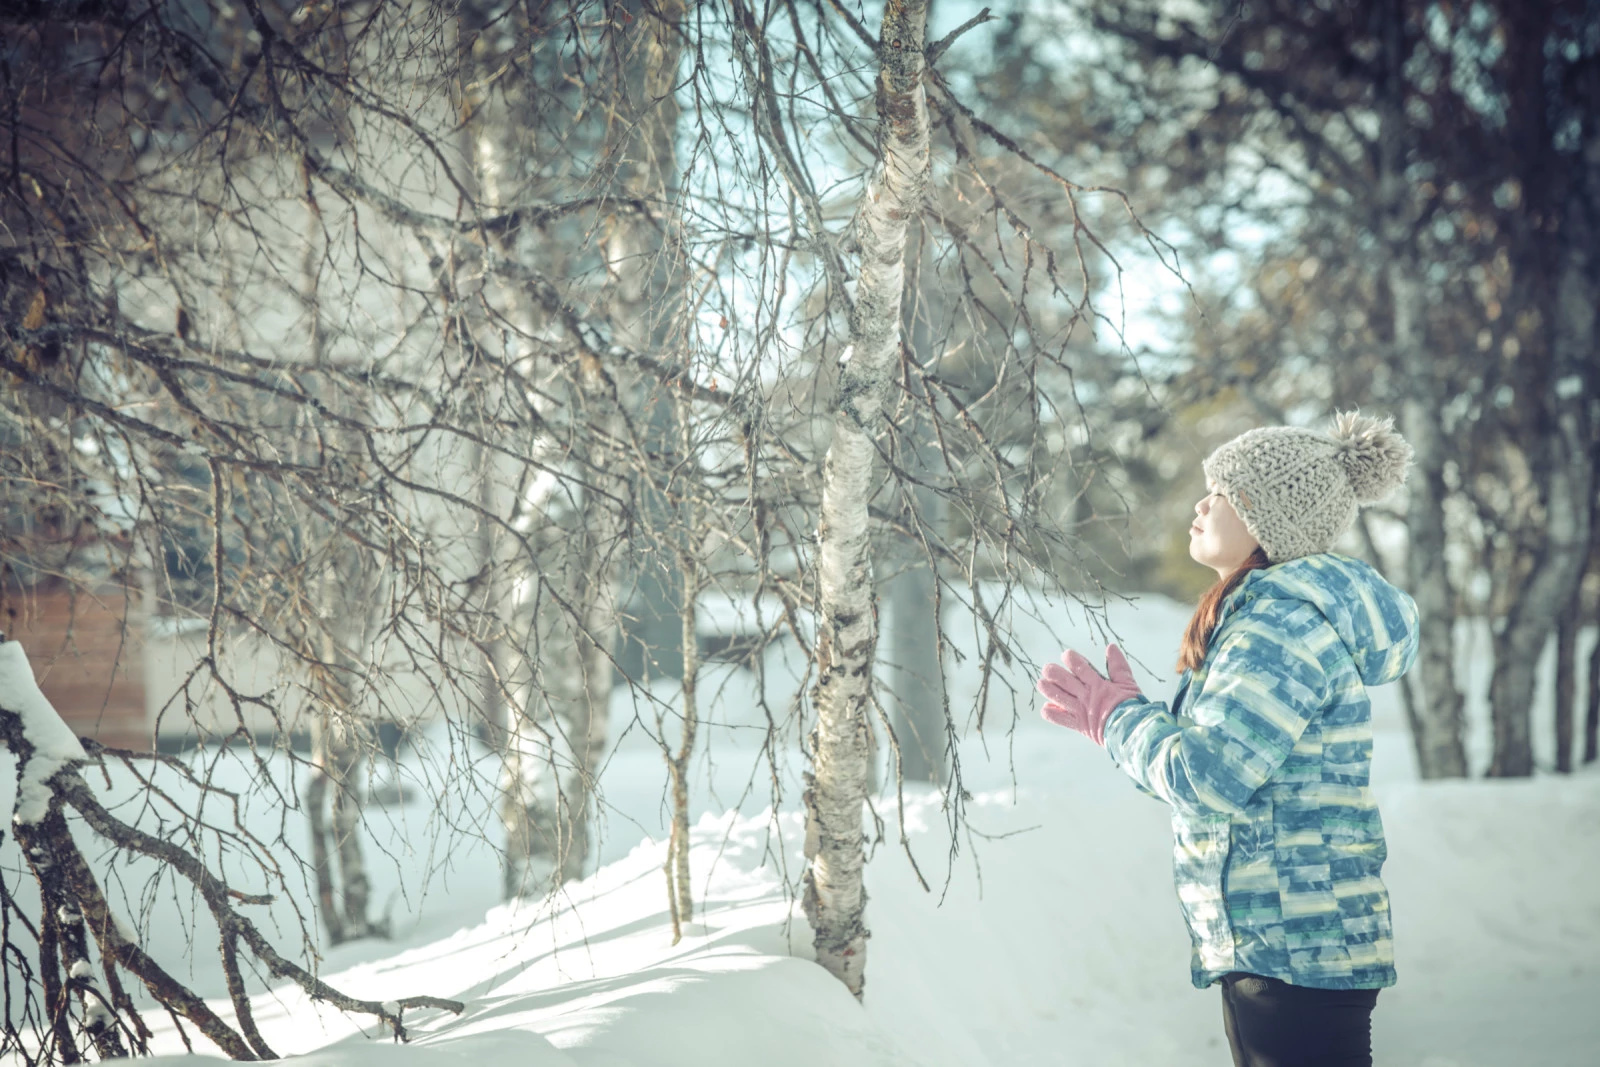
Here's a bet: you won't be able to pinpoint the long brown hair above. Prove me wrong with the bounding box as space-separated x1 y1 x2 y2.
1176 547 1272 673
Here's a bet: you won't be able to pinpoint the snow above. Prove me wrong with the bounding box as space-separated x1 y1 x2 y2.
0 640 89 824
2 593 1598 1066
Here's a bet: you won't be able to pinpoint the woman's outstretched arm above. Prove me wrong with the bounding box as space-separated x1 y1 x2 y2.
1102 597 1335 818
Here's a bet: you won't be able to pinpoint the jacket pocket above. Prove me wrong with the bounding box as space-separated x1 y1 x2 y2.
1225 795 1285 970
1174 811 1235 973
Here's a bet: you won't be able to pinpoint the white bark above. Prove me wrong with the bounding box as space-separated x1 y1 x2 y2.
444 2 584 896
803 0 930 998
298 217 384 941
555 486 626 882
1555 591 1580 773
1585 607 1600 765
1487 404 1594 776
450 12 555 895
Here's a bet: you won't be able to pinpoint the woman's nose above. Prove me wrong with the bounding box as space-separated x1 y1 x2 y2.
1195 496 1208 516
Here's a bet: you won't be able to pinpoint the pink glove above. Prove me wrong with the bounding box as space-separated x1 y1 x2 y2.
1036 644 1142 746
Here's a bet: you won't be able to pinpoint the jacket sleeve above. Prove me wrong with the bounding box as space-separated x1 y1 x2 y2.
1102 598 1334 817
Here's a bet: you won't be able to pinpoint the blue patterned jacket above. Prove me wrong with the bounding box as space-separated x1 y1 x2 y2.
1103 553 1419 990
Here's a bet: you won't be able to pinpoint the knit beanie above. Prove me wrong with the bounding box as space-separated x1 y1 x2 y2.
1202 411 1414 563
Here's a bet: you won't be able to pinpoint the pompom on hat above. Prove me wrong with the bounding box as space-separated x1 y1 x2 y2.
1202 411 1413 563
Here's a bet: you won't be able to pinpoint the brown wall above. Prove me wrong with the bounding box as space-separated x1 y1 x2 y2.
2 580 149 750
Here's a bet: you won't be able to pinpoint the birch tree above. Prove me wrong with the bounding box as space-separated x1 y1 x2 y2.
801 0 931 997
3 0 1183 1011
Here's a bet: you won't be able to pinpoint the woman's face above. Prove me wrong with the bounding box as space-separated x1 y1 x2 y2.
1189 485 1261 577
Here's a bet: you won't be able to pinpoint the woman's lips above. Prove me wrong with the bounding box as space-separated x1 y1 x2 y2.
1190 524 1203 536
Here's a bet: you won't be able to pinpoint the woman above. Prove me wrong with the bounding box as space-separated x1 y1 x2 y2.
1037 412 1419 1067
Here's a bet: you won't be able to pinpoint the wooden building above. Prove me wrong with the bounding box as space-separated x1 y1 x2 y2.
1 577 150 750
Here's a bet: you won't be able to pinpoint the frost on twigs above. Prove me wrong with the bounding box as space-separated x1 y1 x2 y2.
0 634 465 1063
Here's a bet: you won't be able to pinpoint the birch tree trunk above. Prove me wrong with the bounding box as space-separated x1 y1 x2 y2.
802 0 930 998
1586 475 1599 767
551 0 687 883
297 214 383 942
1379 0 1468 778
499 0 685 893
553 482 626 883
442 2 551 899
1487 434 1594 776
307 707 380 942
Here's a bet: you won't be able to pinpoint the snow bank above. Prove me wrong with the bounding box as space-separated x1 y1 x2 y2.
7 585 1595 1066
124 759 1600 1067
140 809 919 1066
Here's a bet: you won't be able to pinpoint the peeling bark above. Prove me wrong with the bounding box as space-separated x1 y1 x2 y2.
803 0 931 998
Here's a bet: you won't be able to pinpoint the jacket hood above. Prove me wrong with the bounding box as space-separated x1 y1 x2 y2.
1234 553 1420 686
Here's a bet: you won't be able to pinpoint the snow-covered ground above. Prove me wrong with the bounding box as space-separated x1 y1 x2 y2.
5 588 1598 1066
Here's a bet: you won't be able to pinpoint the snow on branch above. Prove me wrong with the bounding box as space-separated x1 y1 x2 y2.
0 638 88 825
0 634 465 1064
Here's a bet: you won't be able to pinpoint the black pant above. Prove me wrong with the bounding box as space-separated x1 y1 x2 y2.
1219 972 1380 1067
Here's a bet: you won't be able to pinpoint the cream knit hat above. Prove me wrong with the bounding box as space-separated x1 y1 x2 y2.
1202 411 1414 563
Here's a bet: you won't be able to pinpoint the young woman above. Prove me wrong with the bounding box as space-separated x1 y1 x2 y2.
1037 412 1419 1067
